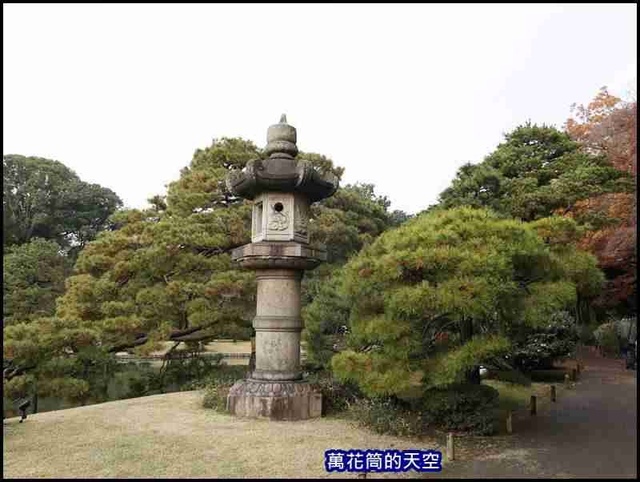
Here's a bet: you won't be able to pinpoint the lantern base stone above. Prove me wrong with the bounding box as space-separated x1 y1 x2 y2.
226 379 322 421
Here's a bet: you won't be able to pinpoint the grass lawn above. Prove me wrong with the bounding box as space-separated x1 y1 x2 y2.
484 379 569 434
485 380 549 410
3 390 443 479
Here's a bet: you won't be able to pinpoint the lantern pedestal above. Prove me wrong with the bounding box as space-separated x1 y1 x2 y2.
227 379 322 421
226 243 325 420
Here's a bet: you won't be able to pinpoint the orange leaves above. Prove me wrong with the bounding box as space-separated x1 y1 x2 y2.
563 86 637 310
566 87 622 140
571 192 635 226
565 86 637 175
565 87 636 231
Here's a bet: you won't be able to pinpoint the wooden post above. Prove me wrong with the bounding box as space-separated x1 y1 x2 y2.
530 395 537 415
550 385 556 402
446 432 455 461
506 411 513 434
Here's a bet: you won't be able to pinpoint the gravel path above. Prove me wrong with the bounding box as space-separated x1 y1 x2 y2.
431 348 637 479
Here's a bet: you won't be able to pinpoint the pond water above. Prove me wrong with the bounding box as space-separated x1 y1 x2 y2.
2 364 181 419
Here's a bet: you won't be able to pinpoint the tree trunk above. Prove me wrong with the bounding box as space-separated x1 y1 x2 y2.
158 342 181 393
460 317 473 343
466 366 481 385
81 360 89 405
460 317 481 384
33 388 38 414
101 362 110 401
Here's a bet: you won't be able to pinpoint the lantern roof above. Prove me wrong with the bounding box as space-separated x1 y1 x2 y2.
226 115 339 202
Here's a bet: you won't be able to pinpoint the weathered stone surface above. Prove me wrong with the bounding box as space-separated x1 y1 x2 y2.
265 115 298 158
251 192 311 244
231 241 326 270
225 115 338 202
226 379 322 420
225 116 335 421
250 269 303 380
253 331 302 380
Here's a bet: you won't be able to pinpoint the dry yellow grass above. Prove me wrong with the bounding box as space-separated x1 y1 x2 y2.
204 341 252 354
3 391 443 479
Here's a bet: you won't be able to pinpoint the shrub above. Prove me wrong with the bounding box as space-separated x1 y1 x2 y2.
347 396 428 437
185 364 246 391
420 383 499 435
578 324 596 345
613 317 637 345
108 364 159 399
511 311 579 371
593 317 637 357
594 322 622 357
202 379 235 411
305 370 362 416
161 352 225 390
128 374 151 398
3 374 35 401
200 365 249 411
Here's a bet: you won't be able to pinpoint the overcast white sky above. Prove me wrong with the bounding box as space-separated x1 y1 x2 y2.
3 3 637 214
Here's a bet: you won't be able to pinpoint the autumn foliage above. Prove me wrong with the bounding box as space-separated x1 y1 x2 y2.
565 87 637 175
564 87 637 314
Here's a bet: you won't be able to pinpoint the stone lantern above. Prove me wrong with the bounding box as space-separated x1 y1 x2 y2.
225 115 338 420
